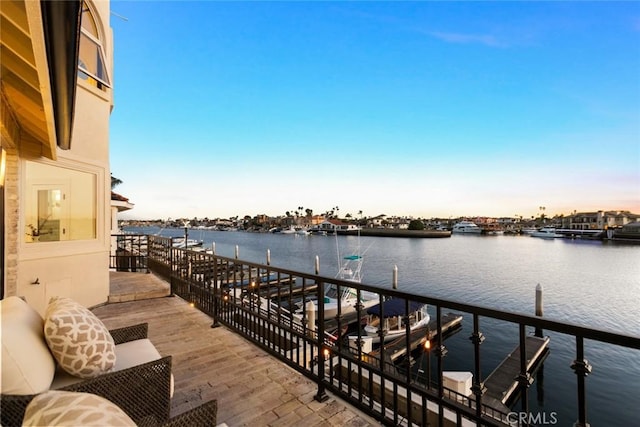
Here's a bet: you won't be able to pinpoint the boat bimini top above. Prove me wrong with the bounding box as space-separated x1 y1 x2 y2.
367 299 426 318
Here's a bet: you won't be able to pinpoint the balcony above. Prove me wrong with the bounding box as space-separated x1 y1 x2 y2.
97 271 377 426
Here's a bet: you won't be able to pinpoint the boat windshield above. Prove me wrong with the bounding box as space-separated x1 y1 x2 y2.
325 284 340 299
325 284 358 300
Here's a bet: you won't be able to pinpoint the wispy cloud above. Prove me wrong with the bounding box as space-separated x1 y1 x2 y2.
430 31 508 48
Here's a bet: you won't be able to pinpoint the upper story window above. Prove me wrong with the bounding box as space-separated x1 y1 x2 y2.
78 2 110 90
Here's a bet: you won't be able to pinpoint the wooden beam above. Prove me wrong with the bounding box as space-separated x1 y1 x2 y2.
0 15 36 66
0 0 30 35
1 46 39 91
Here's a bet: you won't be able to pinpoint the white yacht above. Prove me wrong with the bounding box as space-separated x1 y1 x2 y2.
452 221 482 234
363 299 430 344
531 227 562 238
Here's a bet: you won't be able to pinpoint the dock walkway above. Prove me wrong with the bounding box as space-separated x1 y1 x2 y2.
484 335 550 407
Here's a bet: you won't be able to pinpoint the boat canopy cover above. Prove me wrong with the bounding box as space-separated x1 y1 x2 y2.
367 299 425 317
343 255 362 260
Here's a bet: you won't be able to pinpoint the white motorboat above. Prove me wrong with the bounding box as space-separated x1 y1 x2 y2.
363 299 430 344
295 253 378 319
319 282 379 319
520 227 538 235
295 227 310 236
295 228 378 319
452 221 482 234
172 238 204 248
530 227 562 238
278 226 296 234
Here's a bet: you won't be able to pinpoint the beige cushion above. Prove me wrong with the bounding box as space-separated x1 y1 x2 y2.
50 338 174 397
23 390 135 426
44 296 116 378
114 339 174 397
0 296 56 394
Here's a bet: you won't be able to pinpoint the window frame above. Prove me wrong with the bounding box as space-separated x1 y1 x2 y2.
20 158 106 258
78 1 111 89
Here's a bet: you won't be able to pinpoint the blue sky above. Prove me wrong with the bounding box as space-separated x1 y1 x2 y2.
109 1 640 220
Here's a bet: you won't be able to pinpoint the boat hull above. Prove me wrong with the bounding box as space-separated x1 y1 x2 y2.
363 316 431 344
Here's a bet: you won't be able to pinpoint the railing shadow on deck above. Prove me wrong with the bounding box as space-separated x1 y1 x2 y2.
111 234 640 427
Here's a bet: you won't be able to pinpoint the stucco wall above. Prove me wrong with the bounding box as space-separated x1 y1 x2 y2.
8 0 113 313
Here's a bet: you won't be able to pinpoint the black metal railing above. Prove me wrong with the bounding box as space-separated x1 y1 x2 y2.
112 234 640 426
109 234 149 272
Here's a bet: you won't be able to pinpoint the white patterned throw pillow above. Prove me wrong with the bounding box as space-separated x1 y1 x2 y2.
23 390 136 426
44 296 116 378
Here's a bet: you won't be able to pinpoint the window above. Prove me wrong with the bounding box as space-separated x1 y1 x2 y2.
78 2 110 90
24 162 96 243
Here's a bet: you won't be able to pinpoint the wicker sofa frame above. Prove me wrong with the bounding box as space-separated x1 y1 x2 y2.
1 322 217 427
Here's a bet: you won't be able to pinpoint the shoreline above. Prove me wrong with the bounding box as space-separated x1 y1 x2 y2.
340 228 451 238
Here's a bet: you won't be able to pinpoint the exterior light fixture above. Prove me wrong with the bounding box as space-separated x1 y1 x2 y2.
0 148 6 187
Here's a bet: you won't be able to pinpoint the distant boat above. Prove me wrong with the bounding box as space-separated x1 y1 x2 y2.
611 222 640 242
530 227 561 238
295 227 310 236
520 227 538 235
273 225 296 234
172 238 204 248
452 221 482 234
363 299 430 344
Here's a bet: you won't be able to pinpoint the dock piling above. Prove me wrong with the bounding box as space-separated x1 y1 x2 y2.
306 301 315 334
392 265 398 289
535 283 544 337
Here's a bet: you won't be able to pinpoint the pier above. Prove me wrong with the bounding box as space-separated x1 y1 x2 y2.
484 335 550 407
343 228 452 238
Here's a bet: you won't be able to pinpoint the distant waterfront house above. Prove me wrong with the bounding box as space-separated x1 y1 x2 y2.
367 214 387 228
1 0 113 313
562 210 640 230
316 219 361 233
310 214 325 226
111 192 134 234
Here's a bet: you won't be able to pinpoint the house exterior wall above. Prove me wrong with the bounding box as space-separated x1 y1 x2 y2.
3 0 113 315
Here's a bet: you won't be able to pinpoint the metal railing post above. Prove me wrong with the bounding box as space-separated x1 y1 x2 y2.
211 253 221 328
315 279 329 402
517 324 532 415
571 336 592 427
470 313 485 423
435 304 448 426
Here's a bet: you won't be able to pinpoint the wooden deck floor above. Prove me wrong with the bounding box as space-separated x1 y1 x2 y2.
96 271 378 426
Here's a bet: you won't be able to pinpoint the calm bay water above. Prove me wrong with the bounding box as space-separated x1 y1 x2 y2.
129 227 640 426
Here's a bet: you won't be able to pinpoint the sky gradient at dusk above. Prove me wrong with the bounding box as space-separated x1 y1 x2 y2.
109 1 640 220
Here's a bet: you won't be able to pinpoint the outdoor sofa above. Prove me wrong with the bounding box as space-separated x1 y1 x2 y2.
0 295 217 426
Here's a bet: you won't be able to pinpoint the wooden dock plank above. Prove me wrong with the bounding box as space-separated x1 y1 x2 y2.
484 335 550 405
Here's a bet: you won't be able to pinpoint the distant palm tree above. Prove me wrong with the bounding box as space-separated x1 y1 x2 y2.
111 174 122 189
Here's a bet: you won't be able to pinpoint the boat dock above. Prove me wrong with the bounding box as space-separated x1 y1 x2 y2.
368 313 463 362
484 335 550 407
